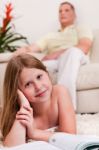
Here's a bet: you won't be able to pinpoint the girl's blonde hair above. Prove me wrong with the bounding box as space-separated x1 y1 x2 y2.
0 54 48 140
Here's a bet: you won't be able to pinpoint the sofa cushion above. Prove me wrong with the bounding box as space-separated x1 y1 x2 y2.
90 29 99 63
77 63 99 90
77 89 99 113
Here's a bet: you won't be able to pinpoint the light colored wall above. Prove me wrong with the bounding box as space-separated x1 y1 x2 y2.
1 0 99 43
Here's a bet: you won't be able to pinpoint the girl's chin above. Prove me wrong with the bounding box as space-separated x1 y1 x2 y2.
29 90 51 103
31 96 50 104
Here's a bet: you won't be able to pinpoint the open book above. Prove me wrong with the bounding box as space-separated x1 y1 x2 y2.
49 133 99 150
1 133 99 150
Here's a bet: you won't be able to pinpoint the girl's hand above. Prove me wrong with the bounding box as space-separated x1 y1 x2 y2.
17 89 30 108
16 105 35 139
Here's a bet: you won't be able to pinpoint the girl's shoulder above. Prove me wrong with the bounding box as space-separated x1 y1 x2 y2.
53 84 68 95
52 85 70 105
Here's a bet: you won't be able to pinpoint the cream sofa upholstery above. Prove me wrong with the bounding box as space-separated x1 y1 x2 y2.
76 30 99 113
0 30 99 113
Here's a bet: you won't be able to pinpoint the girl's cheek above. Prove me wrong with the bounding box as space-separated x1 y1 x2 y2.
22 87 35 100
24 90 34 99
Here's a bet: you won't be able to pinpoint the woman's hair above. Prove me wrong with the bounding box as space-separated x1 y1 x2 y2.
0 54 48 140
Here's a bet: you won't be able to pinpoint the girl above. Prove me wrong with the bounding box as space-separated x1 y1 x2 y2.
1 54 76 147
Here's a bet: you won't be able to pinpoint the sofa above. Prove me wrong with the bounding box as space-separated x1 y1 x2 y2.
0 29 99 113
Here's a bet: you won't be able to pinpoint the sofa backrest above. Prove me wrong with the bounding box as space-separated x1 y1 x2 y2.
90 29 99 63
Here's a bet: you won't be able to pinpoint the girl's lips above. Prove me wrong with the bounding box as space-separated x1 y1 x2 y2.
35 89 47 97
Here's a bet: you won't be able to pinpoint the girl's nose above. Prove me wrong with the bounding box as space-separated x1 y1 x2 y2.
34 81 41 91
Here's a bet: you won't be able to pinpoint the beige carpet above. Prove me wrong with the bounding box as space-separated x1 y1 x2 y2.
77 113 99 136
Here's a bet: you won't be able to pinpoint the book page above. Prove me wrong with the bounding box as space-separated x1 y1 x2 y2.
3 141 61 150
49 133 99 150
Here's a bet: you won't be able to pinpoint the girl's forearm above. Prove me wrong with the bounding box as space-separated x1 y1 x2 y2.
31 129 54 142
3 120 26 147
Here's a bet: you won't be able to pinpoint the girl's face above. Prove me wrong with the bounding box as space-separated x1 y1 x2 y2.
18 67 52 103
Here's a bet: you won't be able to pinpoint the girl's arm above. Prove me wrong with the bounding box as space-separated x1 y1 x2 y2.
3 90 30 147
16 90 54 142
57 85 76 134
16 105 54 142
3 118 26 147
29 129 54 142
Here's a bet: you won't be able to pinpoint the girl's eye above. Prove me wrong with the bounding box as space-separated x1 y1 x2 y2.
25 82 32 87
37 74 42 80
